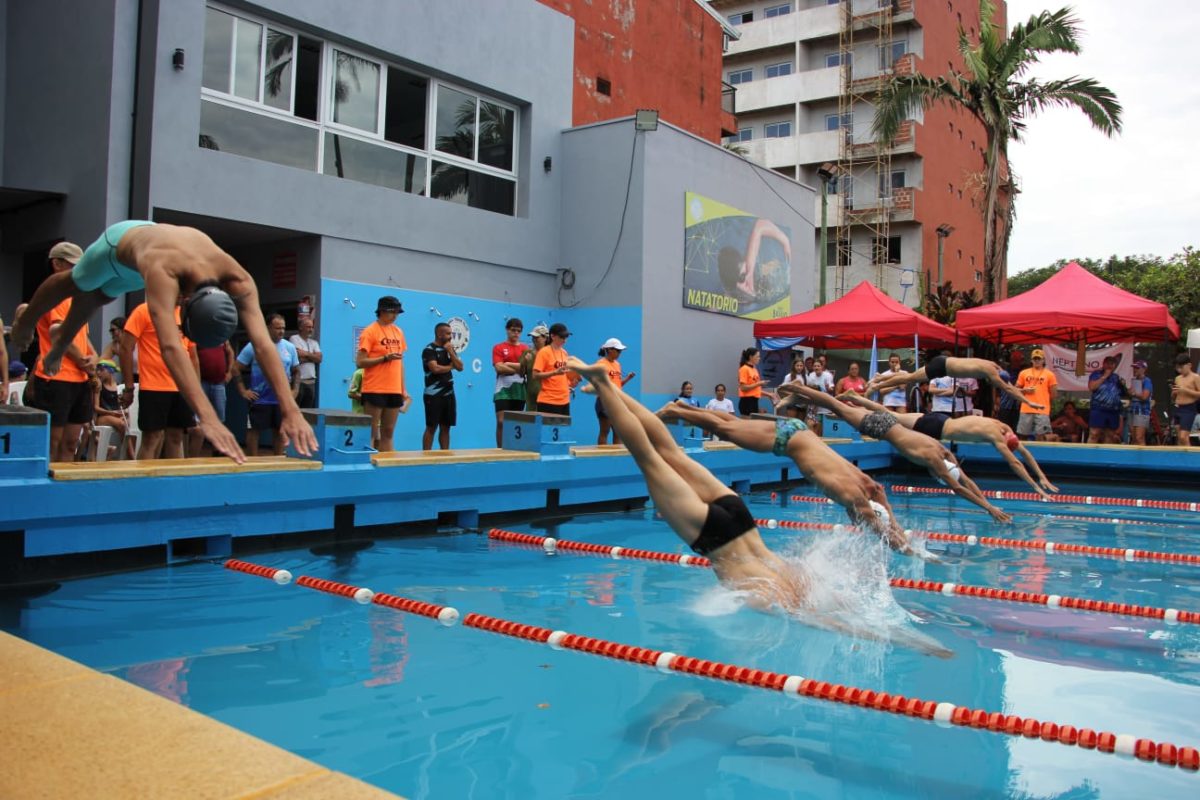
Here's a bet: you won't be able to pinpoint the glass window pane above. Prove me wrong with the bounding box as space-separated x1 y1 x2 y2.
323 133 427 195
384 67 428 149
477 101 514 171
263 29 294 111
431 161 515 216
294 37 321 122
232 18 263 101
332 51 381 132
199 100 318 171
202 8 234 92
435 85 476 160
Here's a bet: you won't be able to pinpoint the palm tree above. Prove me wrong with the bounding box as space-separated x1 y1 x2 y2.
872 1 1121 302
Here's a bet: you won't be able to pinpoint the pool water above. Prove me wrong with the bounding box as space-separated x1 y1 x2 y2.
5 476 1200 799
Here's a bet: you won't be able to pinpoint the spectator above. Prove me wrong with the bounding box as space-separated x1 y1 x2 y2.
101 316 129 375
804 358 835 434
532 322 576 416
706 384 735 413
995 350 1025 429
818 353 834 383
737 347 766 417
677 381 700 407
1087 355 1127 444
1015 349 1057 441
236 313 300 456
491 318 528 446
1171 353 1200 446
194 342 237 456
0 310 8 404
289 316 322 409
835 362 867 396
356 296 409 452
1128 360 1152 445
879 353 907 412
588 337 635 445
421 321 463 450
928 371 955 414
92 359 129 457
952 376 979 416
520 324 549 412
782 355 806 386
121 301 197 459
8 359 27 405
1051 401 1086 443
29 242 96 462
347 367 365 414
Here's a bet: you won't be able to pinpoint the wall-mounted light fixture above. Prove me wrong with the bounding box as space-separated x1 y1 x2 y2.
634 109 659 131
172 48 186 71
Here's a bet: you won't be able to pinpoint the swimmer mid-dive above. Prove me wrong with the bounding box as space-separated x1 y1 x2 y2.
837 391 1059 499
569 357 951 658
864 354 1040 411
780 383 1012 523
656 402 911 553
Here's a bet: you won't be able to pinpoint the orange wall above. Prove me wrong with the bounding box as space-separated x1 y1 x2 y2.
536 0 729 142
911 0 1007 296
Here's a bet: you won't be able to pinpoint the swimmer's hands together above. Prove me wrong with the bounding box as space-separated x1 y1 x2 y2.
987 504 1013 524
1040 478 1059 494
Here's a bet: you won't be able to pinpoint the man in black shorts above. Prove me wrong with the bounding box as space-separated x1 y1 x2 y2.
422 322 463 450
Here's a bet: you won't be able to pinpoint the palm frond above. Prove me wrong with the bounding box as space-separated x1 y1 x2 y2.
1016 77 1123 135
872 74 965 144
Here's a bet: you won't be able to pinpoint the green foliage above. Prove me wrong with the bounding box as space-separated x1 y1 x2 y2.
922 282 982 325
1007 248 1200 334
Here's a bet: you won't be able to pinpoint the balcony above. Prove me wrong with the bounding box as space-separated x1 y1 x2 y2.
724 4 839 55
734 67 841 114
795 129 841 166
740 136 803 172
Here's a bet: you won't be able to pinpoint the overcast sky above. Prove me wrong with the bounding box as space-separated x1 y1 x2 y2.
1002 1 1200 274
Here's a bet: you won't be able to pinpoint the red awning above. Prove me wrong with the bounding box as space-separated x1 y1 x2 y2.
955 262 1180 344
752 281 959 349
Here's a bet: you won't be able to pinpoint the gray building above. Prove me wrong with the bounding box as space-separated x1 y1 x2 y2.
1 0 813 448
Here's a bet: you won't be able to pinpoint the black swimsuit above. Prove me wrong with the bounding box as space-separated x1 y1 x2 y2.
690 494 757 556
914 412 950 440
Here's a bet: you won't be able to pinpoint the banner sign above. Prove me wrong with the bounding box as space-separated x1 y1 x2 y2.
683 192 791 320
1042 342 1133 392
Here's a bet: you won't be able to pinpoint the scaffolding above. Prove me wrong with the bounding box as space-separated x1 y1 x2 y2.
834 0 897 298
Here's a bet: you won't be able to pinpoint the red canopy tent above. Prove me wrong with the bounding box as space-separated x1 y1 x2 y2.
955 261 1181 344
752 280 958 349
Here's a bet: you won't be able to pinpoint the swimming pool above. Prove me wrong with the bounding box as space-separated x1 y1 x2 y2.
4 476 1200 799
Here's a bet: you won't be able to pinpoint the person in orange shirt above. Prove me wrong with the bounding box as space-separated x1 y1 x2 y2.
1015 349 1057 441
356 296 410 452
29 243 96 462
583 337 636 445
121 302 200 459
532 323 578 416
737 347 767 417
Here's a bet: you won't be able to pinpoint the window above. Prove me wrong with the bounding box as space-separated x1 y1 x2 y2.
200 4 518 216
765 61 793 79
731 128 753 142
825 237 850 267
879 40 908 70
825 52 852 68
825 112 853 143
872 235 902 264
974 270 983 282
878 169 906 197
728 11 753 24
764 121 792 138
727 68 753 85
765 3 792 17
596 76 612 96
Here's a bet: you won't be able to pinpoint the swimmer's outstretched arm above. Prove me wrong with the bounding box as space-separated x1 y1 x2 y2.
866 368 924 394
933 460 1012 523
803 609 954 659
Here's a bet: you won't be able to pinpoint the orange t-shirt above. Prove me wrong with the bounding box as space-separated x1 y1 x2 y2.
533 345 572 405
358 321 406 394
602 358 625 391
738 364 762 398
124 302 193 391
35 298 91 383
1016 366 1056 415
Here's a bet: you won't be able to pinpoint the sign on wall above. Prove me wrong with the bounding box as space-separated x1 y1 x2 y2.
683 192 792 320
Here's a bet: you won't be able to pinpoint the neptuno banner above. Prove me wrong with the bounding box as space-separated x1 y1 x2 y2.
682 192 791 320
1042 342 1134 392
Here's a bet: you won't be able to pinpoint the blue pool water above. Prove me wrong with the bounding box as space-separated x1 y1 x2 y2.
4 476 1200 799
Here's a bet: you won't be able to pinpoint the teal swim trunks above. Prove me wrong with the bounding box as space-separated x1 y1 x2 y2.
773 417 807 457
71 220 155 298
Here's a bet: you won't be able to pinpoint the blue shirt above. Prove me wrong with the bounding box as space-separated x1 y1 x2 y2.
998 369 1019 411
1088 370 1124 411
237 339 299 405
1129 376 1152 415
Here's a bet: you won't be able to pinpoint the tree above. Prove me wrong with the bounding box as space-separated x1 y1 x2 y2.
872 1 1122 302
922 281 982 326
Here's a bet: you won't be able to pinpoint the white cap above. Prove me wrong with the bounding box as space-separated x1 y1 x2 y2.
600 337 627 351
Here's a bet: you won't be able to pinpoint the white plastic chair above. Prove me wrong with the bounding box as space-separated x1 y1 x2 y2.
89 426 120 461
8 380 26 406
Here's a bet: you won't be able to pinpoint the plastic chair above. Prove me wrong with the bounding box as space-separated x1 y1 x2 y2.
89 425 120 462
8 380 26 406
116 384 141 459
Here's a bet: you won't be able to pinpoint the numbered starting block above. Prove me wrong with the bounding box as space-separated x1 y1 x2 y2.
822 416 861 441
501 411 574 456
299 409 375 465
0 406 50 479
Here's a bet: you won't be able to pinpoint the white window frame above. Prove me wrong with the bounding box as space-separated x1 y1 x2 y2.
765 61 793 79
764 3 792 18
878 169 906 197
727 68 753 85
879 40 908 70
825 52 851 68
764 121 792 139
728 11 753 25
202 4 300 115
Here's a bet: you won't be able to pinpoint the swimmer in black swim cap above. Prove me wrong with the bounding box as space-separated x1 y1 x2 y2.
182 282 239 348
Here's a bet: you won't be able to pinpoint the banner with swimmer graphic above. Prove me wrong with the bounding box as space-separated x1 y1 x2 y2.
682 192 791 320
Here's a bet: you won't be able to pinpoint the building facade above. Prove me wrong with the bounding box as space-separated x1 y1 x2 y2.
713 0 1004 305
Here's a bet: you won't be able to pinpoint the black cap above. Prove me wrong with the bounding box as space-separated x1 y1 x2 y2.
548 322 570 338
376 295 403 314
181 285 238 348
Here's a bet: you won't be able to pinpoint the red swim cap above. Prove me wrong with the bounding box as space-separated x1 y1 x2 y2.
1004 432 1020 451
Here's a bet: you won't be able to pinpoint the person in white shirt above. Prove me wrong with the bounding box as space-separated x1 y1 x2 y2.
929 375 956 414
705 383 735 413
804 361 835 434
879 353 907 412
288 315 322 409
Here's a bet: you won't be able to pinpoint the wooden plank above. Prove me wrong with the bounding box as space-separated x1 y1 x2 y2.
372 448 540 467
50 456 321 481
569 445 630 457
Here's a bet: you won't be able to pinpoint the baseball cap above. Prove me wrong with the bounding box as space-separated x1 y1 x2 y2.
1133 359 1148 369
548 322 570 338
375 295 403 314
1030 349 1045 359
48 241 83 264
529 324 550 339
600 337 626 351
8 360 27 378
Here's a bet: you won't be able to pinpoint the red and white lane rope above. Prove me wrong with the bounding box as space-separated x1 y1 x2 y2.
767 499 1200 566
889 485 1200 513
223 558 1200 771
486 530 1199 626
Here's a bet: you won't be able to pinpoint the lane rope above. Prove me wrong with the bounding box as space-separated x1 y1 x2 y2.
223 557 1200 772
888 485 1200 513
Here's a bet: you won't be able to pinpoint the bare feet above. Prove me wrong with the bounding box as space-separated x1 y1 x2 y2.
836 389 863 403
566 356 605 380
656 401 681 419
776 380 803 397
